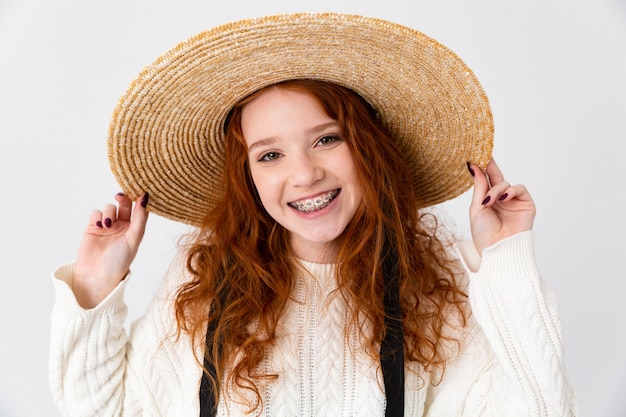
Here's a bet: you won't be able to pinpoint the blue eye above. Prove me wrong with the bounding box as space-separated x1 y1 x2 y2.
259 151 281 162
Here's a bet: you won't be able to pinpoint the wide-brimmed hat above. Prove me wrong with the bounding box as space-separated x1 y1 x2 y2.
108 12 493 226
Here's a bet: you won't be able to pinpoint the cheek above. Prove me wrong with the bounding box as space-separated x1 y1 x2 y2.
338 153 360 187
249 168 278 207
343 159 363 205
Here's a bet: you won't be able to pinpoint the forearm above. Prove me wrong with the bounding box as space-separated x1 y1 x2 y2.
459 232 578 416
49 264 130 417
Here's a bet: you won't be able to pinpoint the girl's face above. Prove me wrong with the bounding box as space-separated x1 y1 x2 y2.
241 86 362 263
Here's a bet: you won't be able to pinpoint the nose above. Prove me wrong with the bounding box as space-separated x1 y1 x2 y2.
288 153 323 187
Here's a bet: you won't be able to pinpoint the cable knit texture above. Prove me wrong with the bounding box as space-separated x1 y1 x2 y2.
49 231 578 416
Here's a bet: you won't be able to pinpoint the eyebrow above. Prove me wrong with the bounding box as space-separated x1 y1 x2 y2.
247 137 277 154
246 121 341 154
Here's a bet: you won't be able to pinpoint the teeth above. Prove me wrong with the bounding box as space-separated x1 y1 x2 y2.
289 190 338 213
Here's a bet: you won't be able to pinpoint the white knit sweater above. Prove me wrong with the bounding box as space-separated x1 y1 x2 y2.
49 231 578 416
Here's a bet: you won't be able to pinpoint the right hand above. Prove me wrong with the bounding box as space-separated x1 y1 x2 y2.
73 192 149 308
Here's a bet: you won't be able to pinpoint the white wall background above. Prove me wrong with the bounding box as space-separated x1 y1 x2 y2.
1 0 624 415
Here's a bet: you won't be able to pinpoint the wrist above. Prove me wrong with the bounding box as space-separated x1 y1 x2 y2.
72 272 127 309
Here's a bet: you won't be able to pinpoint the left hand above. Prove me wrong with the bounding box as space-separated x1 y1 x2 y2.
468 158 536 255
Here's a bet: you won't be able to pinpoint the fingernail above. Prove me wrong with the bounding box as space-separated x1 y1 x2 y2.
96 221 103 228
141 192 149 208
498 193 508 201
117 192 126 197
481 196 491 205
466 161 475 177
104 218 112 228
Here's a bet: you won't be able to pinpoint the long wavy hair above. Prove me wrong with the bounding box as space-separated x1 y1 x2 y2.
174 79 468 410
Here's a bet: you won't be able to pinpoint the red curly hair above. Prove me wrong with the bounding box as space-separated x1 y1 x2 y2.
174 79 468 410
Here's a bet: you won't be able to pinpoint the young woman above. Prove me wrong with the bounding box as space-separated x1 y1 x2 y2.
50 13 577 417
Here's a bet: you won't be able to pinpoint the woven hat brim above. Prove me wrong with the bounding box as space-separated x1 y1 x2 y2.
108 13 493 226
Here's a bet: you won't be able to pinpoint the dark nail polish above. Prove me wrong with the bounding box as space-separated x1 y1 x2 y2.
117 192 126 197
481 196 491 205
141 192 149 208
466 161 475 177
498 193 508 201
104 218 112 228
96 221 103 228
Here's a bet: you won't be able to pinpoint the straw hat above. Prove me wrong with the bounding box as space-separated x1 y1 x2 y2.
108 12 493 226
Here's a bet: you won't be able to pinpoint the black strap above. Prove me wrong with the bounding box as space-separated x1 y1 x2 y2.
380 239 405 417
199 308 220 417
199 250 405 417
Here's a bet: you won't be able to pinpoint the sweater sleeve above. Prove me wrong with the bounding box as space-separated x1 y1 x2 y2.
49 258 202 417
49 263 138 417
426 231 578 416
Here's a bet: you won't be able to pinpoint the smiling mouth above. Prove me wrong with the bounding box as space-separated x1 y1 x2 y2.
288 189 340 213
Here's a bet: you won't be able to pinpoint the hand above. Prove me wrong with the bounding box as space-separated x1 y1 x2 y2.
467 159 536 255
73 192 149 308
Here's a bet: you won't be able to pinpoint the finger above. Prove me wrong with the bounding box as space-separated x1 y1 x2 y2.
101 203 117 228
88 209 104 228
127 193 150 245
468 161 491 208
115 192 133 222
484 158 505 186
498 183 533 203
481 180 511 206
